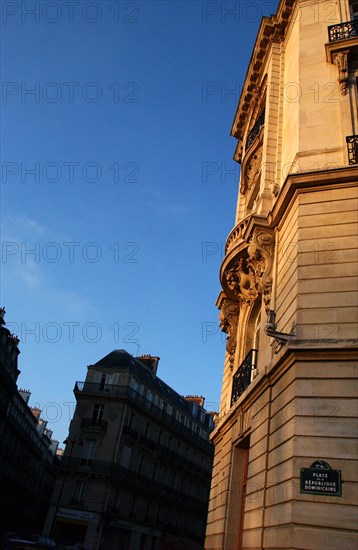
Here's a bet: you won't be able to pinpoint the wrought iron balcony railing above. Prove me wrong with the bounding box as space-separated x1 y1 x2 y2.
328 20 358 42
74 381 214 454
139 433 211 478
245 110 265 151
58 457 209 511
346 135 358 165
81 417 108 432
231 349 258 407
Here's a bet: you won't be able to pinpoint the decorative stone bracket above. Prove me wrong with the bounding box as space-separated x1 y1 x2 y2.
333 50 349 95
218 227 274 367
223 227 274 313
218 294 241 367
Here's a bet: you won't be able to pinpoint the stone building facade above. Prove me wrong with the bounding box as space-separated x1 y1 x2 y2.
0 307 57 535
44 350 214 550
205 0 357 549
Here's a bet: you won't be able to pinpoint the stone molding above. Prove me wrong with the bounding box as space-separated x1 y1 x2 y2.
231 0 295 151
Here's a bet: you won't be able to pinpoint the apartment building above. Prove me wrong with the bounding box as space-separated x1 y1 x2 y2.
44 350 215 550
0 307 57 535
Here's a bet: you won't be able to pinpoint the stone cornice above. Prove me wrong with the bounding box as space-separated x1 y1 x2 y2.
230 0 295 144
325 35 358 64
269 165 358 229
210 346 358 443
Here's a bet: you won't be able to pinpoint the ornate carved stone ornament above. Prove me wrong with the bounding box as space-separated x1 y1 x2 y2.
223 228 274 312
247 228 274 312
218 296 241 366
225 257 258 305
240 145 263 196
333 51 349 95
247 147 263 191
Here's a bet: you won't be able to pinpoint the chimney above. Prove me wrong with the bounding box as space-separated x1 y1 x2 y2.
184 395 205 408
0 307 6 325
19 389 31 404
137 355 160 377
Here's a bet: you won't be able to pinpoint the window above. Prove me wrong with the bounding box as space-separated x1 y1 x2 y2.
208 415 214 430
162 467 168 485
72 480 87 504
245 300 261 355
350 2 358 20
144 421 150 437
145 500 152 521
130 377 140 392
153 462 159 481
81 439 96 465
128 411 135 429
101 373 119 391
138 455 144 475
91 403 104 425
120 445 132 469
130 495 137 518
113 489 121 512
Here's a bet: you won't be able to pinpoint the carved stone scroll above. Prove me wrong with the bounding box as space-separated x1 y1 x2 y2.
218 296 241 367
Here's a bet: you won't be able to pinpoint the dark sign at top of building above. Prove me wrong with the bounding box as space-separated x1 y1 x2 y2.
300 460 342 496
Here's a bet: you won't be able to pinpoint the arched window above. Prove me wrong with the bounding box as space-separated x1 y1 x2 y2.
245 298 261 357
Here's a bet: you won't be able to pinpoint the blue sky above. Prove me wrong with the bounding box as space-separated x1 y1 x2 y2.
0 0 278 443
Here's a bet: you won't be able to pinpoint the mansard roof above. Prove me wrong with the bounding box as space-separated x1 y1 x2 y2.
90 350 202 417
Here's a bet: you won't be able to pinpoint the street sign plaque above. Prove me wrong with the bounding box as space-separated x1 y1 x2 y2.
300 460 342 496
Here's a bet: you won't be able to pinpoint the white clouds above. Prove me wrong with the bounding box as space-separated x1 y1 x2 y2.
2 215 93 314
48 289 94 315
7 215 47 235
15 258 43 287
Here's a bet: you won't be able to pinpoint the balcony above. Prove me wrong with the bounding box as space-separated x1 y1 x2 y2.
75 381 119 394
74 382 214 454
69 497 85 507
245 110 265 151
139 433 211 478
346 135 358 164
231 349 258 407
328 20 358 42
58 457 209 511
81 417 108 432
